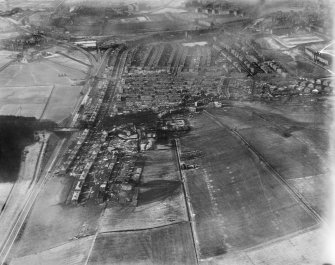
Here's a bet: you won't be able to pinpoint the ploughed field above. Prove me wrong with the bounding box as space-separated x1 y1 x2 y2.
179 102 329 262
87 222 197 265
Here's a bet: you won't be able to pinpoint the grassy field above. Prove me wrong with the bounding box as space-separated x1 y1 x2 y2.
12 175 102 257
180 111 320 259
208 104 329 214
141 149 180 183
10 235 95 265
202 225 324 265
0 54 87 122
0 50 16 68
88 222 197 265
239 126 324 179
5 0 60 9
0 86 52 118
41 85 82 122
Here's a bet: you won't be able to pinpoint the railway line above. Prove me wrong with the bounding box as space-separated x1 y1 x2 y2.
0 138 66 265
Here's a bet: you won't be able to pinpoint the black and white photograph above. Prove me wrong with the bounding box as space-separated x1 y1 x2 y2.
0 0 334 264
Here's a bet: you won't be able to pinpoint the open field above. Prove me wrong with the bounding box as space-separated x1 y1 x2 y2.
12 174 102 258
10 235 95 265
5 0 60 9
100 147 188 232
0 50 16 68
41 85 83 122
47 55 89 74
208 105 329 216
0 86 52 118
0 54 87 121
141 148 180 183
63 0 183 9
100 186 187 232
0 60 87 86
180 110 321 259
0 19 19 40
203 225 325 265
239 126 325 179
87 222 197 265
66 15 192 36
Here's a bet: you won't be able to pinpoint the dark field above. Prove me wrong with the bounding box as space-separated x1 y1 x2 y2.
208 105 329 215
180 110 321 259
88 222 197 265
0 116 55 182
100 148 188 232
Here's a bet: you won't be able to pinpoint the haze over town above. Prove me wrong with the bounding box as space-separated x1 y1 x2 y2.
0 0 334 264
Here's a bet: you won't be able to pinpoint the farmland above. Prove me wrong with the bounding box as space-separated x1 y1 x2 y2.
10 235 95 265
87 222 197 265
203 225 324 265
12 173 103 257
176 96 330 262
180 112 320 259
0 50 90 122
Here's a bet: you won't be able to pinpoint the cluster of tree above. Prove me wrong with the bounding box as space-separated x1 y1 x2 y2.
0 116 56 183
4 33 45 51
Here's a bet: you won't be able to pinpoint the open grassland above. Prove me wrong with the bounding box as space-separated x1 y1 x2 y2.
0 86 52 118
10 235 95 265
12 175 102 258
88 222 197 265
41 85 82 122
208 102 330 216
0 50 16 68
66 14 191 36
5 0 60 9
202 225 324 265
0 54 87 121
47 55 89 74
141 149 180 182
0 19 19 40
181 113 318 259
239 126 324 179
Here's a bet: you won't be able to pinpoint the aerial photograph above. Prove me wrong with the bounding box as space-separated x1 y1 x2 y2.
0 0 334 264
